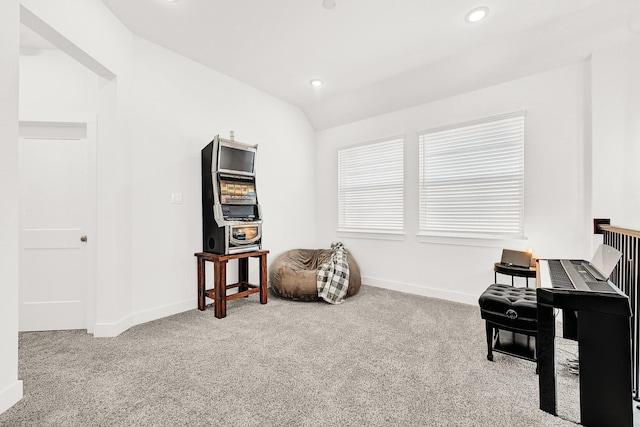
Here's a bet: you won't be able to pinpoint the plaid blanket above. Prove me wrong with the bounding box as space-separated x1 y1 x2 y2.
317 242 350 304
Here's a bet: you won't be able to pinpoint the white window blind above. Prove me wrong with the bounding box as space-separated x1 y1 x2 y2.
338 138 404 233
419 112 525 238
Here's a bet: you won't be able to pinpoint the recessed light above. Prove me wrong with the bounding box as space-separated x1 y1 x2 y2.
465 7 489 23
322 0 336 10
310 79 323 87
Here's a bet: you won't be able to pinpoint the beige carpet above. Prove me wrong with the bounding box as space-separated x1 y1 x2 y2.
0 285 580 426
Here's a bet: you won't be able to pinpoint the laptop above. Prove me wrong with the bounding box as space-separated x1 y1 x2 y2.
500 249 532 268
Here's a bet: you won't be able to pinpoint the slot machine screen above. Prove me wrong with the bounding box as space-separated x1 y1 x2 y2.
219 179 257 205
219 146 255 174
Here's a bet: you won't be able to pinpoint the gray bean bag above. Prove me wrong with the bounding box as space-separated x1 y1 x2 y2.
270 248 362 301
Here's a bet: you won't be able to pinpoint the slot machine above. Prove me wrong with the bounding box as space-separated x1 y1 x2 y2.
201 134 262 254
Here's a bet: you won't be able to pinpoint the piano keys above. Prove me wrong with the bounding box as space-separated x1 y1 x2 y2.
536 257 632 427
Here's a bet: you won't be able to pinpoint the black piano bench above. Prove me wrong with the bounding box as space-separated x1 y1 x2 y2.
478 284 538 362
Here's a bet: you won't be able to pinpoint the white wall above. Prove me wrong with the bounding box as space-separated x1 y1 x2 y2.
1 10 316 416
0 0 23 415
20 0 134 337
3 0 635 418
315 62 591 303
19 48 99 112
591 39 640 230
129 37 316 320
15 0 316 337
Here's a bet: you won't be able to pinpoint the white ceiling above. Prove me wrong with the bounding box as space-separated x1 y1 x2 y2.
56 1 640 129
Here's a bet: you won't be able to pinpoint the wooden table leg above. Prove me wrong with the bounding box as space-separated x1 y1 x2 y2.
238 257 248 294
259 253 268 305
197 256 206 311
214 260 227 319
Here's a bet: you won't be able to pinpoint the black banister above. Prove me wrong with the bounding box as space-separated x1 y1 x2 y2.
602 225 640 400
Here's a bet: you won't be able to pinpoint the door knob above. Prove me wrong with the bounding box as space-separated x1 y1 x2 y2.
80 235 87 242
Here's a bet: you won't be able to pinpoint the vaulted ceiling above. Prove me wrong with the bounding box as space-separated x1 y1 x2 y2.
50 1 640 129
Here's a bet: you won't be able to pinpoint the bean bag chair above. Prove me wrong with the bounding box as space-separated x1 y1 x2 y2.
270 248 362 301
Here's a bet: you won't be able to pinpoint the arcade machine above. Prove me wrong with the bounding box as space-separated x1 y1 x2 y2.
201 133 262 255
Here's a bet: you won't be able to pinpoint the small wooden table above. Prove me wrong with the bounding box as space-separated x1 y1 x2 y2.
195 250 269 319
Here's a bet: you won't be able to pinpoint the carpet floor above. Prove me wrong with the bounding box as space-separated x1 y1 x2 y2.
0 285 580 426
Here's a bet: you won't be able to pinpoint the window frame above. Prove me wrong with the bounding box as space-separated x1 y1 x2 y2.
337 136 405 236
418 111 526 240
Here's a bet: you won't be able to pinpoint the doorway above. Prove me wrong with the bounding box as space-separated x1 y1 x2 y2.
18 118 96 331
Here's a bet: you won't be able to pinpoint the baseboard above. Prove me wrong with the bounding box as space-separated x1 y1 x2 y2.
363 276 478 306
131 299 194 327
0 380 23 415
92 315 134 338
92 299 194 338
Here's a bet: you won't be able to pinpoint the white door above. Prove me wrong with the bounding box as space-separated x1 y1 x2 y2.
19 120 94 331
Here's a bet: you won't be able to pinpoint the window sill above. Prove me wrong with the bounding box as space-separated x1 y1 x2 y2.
337 229 406 241
416 232 528 248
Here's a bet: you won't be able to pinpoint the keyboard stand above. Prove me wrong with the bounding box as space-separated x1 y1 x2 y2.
536 286 632 426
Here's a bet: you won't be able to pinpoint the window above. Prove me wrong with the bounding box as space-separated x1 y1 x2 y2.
338 138 404 233
419 112 525 238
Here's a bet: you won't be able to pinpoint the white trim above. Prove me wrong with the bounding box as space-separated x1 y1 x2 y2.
418 112 526 237
0 380 23 415
85 117 97 334
416 233 529 248
92 299 195 337
19 111 96 124
417 110 527 135
131 299 194 327
92 315 134 338
363 276 478 306
340 133 407 151
337 230 406 241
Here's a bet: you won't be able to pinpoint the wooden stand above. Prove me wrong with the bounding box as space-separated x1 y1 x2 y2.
195 250 269 319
